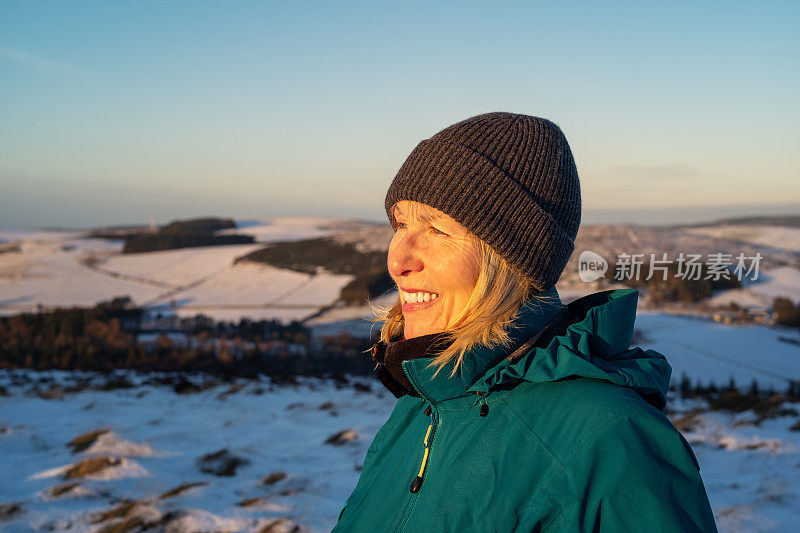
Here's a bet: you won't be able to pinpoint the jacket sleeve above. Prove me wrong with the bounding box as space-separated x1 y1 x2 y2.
559 412 718 533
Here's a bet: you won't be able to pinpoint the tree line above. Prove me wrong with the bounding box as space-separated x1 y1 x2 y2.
0 298 375 376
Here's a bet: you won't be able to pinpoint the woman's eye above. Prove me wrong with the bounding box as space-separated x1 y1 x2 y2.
395 222 407 230
430 226 448 236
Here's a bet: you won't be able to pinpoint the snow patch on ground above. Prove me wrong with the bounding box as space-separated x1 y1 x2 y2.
99 243 264 288
685 225 800 254
635 313 800 391
30 456 150 481
673 402 800 532
40 482 95 501
83 431 157 457
706 266 800 308
218 217 379 244
161 508 255 533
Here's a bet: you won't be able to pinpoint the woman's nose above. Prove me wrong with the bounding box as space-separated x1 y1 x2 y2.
388 234 424 278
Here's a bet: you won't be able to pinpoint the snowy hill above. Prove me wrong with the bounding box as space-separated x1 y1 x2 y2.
0 218 377 322
3 216 799 324
684 224 800 254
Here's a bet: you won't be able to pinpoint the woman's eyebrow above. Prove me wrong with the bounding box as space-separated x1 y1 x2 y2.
429 213 456 226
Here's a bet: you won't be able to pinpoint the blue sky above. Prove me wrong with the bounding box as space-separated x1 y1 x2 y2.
1 1 798 229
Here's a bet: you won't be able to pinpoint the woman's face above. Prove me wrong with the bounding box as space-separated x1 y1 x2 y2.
388 200 480 339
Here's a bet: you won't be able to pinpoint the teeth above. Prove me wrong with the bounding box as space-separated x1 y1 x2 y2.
402 291 438 304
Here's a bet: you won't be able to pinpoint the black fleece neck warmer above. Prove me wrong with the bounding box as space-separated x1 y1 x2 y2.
371 332 453 398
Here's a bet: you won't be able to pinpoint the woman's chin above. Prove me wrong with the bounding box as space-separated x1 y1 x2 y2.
403 321 443 339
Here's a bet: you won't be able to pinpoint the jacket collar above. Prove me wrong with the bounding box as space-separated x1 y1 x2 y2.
395 286 565 404
372 332 453 399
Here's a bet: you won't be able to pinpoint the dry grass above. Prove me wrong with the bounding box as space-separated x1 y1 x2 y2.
197 448 249 477
36 386 64 400
670 409 704 432
238 497 264 507
43 482 80 498
707 391 799 425
67 428 111 453
95 515 148 533
64 456 121 479
90 500 139 524
0 502 24 522
257 518 304 533
216 383 245 400
259 471 287 485
90 500 166 533
324 429 358 445
158 481 208 500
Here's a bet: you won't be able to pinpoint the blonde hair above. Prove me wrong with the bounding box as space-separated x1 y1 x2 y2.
374 201 558 379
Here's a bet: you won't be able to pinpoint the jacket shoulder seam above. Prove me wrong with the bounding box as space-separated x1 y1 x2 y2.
562 411 630 467
500 383 636 473
497 394 569 472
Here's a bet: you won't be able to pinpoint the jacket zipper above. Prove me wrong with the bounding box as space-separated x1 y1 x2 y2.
395 365 440 532
410 408 438 492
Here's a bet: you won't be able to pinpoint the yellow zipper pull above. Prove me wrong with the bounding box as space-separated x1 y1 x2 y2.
410 423 433 493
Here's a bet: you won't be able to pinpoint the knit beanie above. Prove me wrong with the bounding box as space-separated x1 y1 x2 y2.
385 112 582 292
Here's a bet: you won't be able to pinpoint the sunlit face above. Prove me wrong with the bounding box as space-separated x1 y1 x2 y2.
387 200 480 339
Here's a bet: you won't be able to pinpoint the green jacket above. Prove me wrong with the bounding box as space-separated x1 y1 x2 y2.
332 288 717 532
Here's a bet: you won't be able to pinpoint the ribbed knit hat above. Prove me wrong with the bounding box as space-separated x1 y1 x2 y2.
385 112 581 292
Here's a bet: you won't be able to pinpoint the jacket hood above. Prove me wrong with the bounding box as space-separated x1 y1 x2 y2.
469 288 671 410
401 287 671 410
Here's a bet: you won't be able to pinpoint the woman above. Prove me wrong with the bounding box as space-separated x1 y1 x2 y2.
332 113 717 532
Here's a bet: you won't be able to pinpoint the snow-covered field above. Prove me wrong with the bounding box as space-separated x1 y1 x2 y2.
671 396 800 532
636 313 800 392
684 224 800 254
217 217 381 244
0 219 365 322
0 369 798 532
705 266 800 308
0 372 394 532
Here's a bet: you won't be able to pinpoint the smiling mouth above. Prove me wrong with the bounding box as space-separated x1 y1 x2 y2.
401 290 439 303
